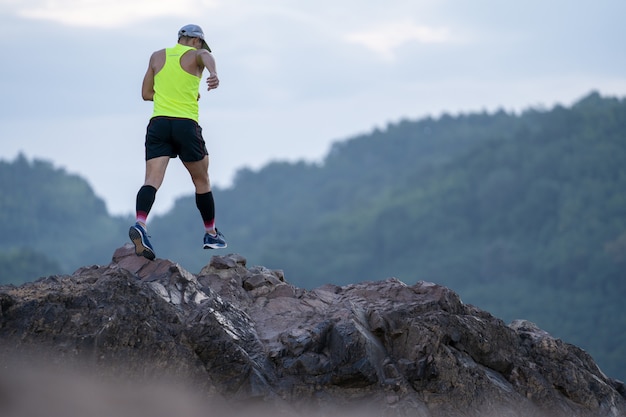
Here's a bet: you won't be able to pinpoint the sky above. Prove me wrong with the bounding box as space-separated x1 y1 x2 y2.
1 0 625 216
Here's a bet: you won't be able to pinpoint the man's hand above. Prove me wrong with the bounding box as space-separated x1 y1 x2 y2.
206 73 219 91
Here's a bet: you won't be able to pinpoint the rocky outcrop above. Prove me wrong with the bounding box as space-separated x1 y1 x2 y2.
0 245 624 417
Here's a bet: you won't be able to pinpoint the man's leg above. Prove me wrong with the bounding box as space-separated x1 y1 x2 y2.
183 155 214 233
182 155 211 194
183 156 227 249
130 156 170 259
137 156 170 226
144 157 170 195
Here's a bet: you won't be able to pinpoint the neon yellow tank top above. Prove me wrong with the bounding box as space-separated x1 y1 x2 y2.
152 44 201 122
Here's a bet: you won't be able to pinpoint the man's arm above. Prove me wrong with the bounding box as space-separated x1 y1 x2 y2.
141 53 157 101
197 50 219 91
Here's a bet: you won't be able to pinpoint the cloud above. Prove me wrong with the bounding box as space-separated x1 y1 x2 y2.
13 0 219 28
345 21 453 60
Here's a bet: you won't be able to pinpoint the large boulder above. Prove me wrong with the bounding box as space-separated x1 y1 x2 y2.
0 246 624 417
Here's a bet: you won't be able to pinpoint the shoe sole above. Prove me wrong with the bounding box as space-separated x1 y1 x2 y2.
203 243 227 250
129 226 156 260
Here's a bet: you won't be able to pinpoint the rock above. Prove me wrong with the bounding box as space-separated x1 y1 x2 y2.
0 248 624 417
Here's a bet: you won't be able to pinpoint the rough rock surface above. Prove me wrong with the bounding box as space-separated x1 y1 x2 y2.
0 245 624 417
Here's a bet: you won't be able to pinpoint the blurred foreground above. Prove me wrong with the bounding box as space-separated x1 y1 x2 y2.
0 359 587 417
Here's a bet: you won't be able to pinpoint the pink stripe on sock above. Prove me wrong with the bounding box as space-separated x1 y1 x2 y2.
136 211 148 225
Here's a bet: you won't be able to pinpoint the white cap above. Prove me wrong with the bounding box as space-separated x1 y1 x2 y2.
178 24 211 52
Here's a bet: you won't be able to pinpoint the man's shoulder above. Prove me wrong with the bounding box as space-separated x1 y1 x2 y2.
149 48 166 60
149 49 167 71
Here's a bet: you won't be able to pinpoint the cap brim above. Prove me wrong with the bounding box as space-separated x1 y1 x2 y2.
201 40 211 52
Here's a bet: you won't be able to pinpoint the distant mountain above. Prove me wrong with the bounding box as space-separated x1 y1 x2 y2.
0 154 130 278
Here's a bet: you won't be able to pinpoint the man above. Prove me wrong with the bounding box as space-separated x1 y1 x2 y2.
129 24 227 261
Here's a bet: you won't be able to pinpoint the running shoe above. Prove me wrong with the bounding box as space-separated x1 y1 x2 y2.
129 222 155 260
203 229 227 249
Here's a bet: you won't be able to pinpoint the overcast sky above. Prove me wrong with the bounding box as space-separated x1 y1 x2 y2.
1 0 625 216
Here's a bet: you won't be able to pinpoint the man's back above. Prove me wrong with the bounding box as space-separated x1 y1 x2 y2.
149 46 205 78
152 44 202 121
141 38 217 103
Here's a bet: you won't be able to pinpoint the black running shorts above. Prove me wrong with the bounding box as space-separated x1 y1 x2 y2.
145 116 209 162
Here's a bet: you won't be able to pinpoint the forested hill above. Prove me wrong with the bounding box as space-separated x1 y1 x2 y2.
0 155 129 283
0 91 624 380
159 91 625 292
